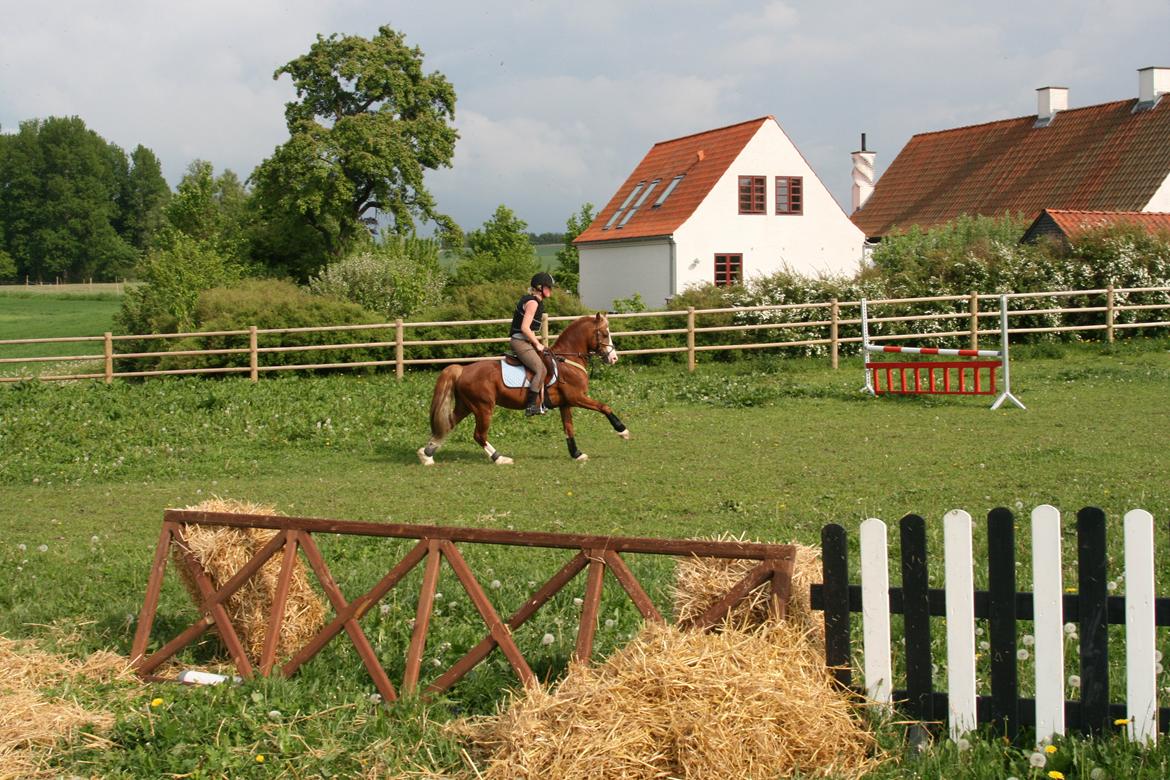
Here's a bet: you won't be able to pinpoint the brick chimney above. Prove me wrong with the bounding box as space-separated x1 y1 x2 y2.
851 133 876 212
1035 86 1068 127
1137 66 1170 108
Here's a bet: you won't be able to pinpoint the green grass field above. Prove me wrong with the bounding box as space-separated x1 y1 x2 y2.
0 290 122 362
2 306 1170 775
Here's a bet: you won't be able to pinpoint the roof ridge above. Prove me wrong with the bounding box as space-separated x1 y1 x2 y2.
651 116 772 147
1046 208 1170 216
909 97 1138 140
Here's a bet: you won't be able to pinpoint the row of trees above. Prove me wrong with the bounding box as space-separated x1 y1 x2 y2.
0 25 585 292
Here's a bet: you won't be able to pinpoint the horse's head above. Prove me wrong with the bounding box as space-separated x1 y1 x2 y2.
591 313 619 365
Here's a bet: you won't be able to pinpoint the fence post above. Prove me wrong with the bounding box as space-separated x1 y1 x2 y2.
686 307 696 372
830 298 839 370
1106 284 1115 343
969 292 979 350
249 326 258 383
103 332 113 384
541 315 549 346
395 319 405 380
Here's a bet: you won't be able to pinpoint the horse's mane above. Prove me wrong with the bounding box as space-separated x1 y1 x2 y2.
552 314 606 351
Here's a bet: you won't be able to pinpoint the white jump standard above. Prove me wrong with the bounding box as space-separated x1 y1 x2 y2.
861 294 1025 410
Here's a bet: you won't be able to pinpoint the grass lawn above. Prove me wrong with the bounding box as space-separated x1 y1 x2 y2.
0 290 122 361
2 339 1169 776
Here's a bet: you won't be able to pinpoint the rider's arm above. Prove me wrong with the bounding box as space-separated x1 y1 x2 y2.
519 300 543 350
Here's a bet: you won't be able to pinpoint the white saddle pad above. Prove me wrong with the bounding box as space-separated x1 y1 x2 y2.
500 358 558 389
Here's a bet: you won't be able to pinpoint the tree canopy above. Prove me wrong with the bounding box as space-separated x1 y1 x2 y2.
0 116 152 281
250 24 459 274
452 205 540 287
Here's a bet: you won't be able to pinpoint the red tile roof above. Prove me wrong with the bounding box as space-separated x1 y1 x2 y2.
1030 208 1170 240
575 117 770 244
852 98 1170 238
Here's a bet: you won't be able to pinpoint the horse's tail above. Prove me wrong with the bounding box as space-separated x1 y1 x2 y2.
430 364 462 438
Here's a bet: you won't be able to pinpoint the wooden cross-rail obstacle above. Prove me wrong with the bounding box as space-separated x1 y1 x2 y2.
131 509 796 702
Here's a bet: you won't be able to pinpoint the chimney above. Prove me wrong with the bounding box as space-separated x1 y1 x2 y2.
851 133 876 212
1035 86 1068 127
1137 66 1170 108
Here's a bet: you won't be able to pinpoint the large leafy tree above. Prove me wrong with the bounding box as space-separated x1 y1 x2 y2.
554 202 594 296
251 25 459 275
164 160 249 258
121 145 171 252
0 116 137 281
452 204 540 287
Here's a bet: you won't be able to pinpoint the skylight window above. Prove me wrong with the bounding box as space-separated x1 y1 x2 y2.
653 175 684 207
617 179 660 228
604 181 645 229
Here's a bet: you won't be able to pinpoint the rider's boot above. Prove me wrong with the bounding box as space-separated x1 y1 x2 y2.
524 388 544 416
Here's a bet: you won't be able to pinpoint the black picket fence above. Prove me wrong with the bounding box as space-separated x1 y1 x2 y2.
808 508 1170 740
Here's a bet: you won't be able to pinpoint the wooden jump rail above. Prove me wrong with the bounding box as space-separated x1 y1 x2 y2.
131 510 795 702
860 294 1025 410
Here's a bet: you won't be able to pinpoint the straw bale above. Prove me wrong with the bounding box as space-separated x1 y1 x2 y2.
0 635 138 779
672 535 823 645
460 622 880 779
172 498 326 664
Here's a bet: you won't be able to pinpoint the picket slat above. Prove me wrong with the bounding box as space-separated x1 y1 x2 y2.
860 518 893 704
1031 504 1066 743
1078 507 1110 735
900 514 934 722
944 509 978 739
987 507 1020 738
1124 509 1158 744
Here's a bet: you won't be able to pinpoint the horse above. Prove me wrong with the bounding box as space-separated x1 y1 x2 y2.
417 313 629 465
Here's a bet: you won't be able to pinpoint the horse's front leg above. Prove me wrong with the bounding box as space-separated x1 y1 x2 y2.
560 407 588 462
570 396 630 440
472 405 513 465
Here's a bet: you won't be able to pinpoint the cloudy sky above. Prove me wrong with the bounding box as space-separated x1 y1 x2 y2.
2 0 1168 233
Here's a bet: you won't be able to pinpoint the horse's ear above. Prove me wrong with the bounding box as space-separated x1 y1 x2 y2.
594 312 603 321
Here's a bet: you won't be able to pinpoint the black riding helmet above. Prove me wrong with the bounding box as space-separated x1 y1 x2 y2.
530 272 555 290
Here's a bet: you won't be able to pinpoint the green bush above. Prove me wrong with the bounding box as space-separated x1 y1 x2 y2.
409 281 588 361
132 280 385 374
307 237 447 319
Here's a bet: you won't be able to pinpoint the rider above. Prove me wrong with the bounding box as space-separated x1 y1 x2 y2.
511 272 554 416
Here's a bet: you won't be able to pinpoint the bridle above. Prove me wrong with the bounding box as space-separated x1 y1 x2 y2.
554 322 615 371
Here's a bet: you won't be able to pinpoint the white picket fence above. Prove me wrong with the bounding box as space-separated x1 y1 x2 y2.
857 506 1160 745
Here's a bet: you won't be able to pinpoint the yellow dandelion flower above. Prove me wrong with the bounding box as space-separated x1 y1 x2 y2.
150 697 164 708
1045 745 1058 754
1115 717 1131 726
256 754 265 763
1048 772 1065 780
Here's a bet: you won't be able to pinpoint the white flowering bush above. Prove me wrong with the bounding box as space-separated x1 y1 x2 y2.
309 236 447 320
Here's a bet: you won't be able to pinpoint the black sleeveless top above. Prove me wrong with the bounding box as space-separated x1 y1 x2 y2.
510 294 544 338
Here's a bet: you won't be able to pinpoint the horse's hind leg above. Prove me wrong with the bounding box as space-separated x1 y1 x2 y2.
418 404 469 466
472 406 513 465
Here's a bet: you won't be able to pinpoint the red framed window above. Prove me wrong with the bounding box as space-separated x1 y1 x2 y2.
738 176 765 214
775 176 803 214
714 253 742 287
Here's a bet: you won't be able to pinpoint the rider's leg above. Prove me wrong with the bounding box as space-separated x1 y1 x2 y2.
512 339 547 416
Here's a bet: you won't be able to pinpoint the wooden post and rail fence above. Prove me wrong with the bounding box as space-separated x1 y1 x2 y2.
3 285 1169 384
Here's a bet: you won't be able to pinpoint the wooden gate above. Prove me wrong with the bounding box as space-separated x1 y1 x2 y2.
132 509 795 702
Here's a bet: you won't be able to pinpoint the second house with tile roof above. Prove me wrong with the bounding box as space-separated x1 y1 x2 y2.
574 116 865 310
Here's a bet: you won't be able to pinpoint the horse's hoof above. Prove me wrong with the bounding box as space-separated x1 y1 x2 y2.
494 455 514 465
574 453 589 462
417 448 435 466
616 429 631 440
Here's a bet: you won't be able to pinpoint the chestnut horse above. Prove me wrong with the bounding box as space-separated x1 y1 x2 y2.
418 313 629 465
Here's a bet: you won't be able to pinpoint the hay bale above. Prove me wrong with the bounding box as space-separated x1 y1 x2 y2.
172 498 326 664
0 635 137 779
460 622 880 779
672 535 823 644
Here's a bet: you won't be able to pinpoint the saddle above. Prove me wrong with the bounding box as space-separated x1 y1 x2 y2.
501 351 559 389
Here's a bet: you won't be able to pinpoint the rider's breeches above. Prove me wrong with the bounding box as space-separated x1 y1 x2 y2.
511 337 546 388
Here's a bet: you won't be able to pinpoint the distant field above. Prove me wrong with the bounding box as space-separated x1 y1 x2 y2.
441 243 560 272
0 292 122 361
0 281 132 296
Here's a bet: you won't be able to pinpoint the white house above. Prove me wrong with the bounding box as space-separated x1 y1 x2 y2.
574 116 865 310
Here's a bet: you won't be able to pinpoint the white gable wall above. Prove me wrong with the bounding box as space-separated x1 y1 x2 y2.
1144 171 1170 212
673 120 864 292
578 239 673 310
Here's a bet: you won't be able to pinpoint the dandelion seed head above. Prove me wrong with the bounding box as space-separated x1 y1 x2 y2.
541 633 555 646
1017 649 1030 660
1022 634 1035 647
490 579 502 590
1029 751 1047 768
